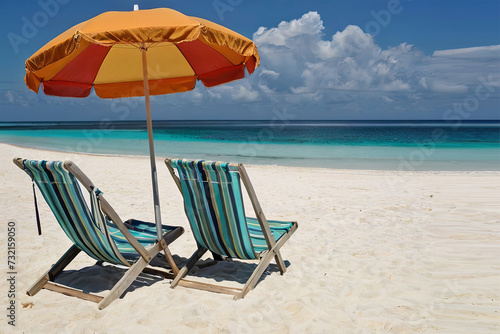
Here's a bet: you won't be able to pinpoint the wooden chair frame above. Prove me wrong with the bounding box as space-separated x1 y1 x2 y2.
14 158 184 309
165 159 298 300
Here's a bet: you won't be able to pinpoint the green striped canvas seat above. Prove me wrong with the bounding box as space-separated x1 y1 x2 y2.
246 217 293 253
169 159 294 260
21 159 175 265
107 220 176 258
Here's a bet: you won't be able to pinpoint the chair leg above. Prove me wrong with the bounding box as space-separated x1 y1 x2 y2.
27 227 186 309
234 249 287 300
99 227 185 310
234 249 277 300
235 223 298 300
171 247 207 288
98 254 151 309
160 239 179 275
210 250 224 261
274 253 286 275
159 226 185 275
274 223 298 275
27 245 81 296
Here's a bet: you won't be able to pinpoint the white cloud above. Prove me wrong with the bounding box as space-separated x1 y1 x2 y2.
1 89 33 107
433 45 500 59
382 96 394 103
240 11 499 118
252 13 427 99
425 80 469 94
259 68 280 80
5 91 15 103
253 11 324 47
231 85 260 102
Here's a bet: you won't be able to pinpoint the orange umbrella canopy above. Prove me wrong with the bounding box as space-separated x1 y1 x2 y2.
24 8 260 98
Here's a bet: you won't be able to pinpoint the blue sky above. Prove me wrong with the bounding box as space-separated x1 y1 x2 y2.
0 0 499 121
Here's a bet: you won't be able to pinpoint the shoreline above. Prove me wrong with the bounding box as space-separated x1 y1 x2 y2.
1 142 499 173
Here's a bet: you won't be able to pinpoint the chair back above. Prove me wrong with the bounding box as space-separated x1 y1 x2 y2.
21 159 127 265
170 159 258 260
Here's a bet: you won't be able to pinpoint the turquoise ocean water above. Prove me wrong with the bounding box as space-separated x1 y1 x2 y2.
0 120 499 170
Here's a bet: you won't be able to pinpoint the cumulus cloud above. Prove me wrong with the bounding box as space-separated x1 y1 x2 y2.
251 12 428 98
250 11 497 118
253 11 324 47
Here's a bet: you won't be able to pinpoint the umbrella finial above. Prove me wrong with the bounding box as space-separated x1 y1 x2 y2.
134 4 139 11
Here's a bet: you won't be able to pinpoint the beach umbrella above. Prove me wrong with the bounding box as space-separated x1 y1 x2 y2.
24 6 260 241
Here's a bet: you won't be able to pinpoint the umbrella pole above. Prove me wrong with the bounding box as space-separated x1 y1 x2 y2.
141 46 163 242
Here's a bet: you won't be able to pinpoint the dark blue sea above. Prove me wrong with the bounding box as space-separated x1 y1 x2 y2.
0 120 499 170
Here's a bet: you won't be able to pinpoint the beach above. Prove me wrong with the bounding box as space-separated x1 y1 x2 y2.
1 142 499 333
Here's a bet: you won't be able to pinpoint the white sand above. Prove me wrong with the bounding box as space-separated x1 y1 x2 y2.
1 143 499 333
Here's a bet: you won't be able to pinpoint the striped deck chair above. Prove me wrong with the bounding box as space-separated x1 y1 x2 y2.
165 158 298 300
14 158 184 309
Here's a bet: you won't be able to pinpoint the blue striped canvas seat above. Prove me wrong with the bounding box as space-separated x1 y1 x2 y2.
246 217 293 253
22 160 173 265
170 159 294 260
107 220 177 258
